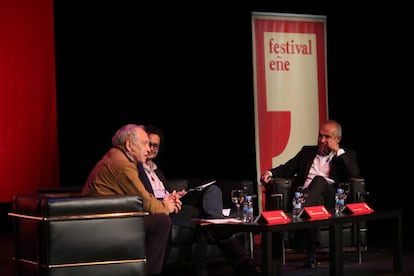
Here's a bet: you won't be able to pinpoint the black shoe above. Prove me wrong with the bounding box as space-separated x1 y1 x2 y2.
304 256 318 269
305 243 318 269
234 258 262 276
304 248 318 269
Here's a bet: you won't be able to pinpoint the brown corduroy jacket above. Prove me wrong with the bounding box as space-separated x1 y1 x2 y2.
82 146 170 215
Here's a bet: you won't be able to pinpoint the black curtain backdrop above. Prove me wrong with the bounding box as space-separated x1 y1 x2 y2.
54 2 412 223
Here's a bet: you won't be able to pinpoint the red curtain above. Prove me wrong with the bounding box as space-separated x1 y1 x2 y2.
0 0 59 202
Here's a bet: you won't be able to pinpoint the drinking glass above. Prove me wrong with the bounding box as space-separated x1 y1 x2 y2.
337 182 350 202
231 189 245 219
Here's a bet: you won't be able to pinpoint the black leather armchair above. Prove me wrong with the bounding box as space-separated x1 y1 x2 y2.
27 179 257 273
264 177 368 256
163 179 255 267
8 194 148 276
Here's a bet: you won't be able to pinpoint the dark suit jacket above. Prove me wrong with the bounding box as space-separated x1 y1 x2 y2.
269 145 360 190
137 163 168 197
137 163 225 221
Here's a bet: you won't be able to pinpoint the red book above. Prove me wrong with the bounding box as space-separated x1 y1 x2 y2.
300 206 332 220
256 210 291 224
342 203 374 214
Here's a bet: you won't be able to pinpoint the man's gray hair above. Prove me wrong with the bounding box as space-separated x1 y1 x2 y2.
112 124 145 146
326 119 342 137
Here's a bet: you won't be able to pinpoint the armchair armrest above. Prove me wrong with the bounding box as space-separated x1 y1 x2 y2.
264 177 292 212
11 194 146 217
9 194 148 276
349 177 368 203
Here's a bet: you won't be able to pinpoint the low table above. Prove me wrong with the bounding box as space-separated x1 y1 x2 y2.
195 209 402 276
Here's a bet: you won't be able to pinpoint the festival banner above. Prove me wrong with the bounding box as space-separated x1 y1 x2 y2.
251 12 328 211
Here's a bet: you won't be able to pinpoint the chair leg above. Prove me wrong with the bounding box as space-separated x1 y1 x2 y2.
244 232 255 259
281 233 286 265
356 223 362 264
249 232 254 259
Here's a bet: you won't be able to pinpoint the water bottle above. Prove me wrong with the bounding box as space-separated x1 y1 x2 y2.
292 191 304 218
242 195 254 223
335 188 345 215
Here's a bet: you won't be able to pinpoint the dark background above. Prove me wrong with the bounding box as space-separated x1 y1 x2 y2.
54 1 411 242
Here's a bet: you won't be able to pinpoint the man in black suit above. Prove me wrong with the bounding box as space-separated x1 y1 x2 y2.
260 119 360 268
138 125 262 276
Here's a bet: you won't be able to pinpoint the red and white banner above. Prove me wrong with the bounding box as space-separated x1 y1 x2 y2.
251 12 328 211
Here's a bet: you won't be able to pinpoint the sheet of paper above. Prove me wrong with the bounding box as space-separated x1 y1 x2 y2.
222 208 231 217
199 218 242 224
187 180 217 192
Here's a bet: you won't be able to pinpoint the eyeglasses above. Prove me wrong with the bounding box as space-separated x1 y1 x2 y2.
149 142 159 149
